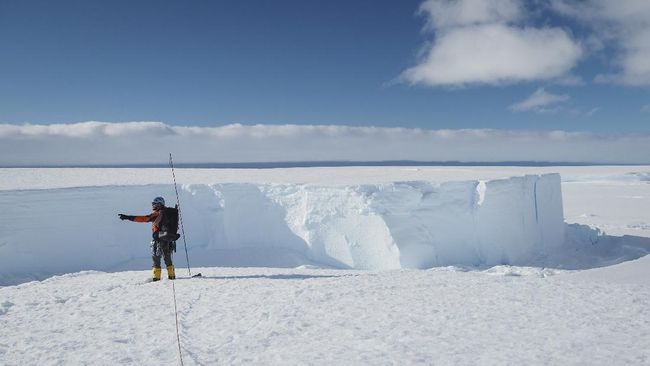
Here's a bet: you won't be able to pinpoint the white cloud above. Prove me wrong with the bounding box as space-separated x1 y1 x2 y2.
586 107 601 117
552 75 585 86
403 24 582 86
642 104 650 113
510 88 570 113
1 121 649 165
419 0 523 29
552 0 650 86
400 0 582 87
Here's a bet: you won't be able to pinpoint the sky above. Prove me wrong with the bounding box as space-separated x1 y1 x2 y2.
1 0 650 165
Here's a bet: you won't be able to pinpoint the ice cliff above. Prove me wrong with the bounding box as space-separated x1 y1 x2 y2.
180 173 565 269
0 174 565 284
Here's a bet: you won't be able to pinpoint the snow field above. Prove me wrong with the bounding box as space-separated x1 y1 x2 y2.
3 166 649 191
1 265 649 365
1 166 650 365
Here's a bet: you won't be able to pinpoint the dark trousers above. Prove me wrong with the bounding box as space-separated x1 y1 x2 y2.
151 240 173 268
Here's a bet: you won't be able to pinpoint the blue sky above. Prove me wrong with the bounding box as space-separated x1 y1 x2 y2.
0 0 648 133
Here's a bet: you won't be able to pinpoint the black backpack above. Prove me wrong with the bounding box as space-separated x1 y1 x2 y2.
158 206 181 243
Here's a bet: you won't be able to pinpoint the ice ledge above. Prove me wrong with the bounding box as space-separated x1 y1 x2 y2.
180 173 565 269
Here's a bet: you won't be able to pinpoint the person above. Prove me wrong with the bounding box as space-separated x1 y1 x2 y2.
118 196 176 281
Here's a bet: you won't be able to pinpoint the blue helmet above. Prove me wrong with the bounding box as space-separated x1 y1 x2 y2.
152 196 165 206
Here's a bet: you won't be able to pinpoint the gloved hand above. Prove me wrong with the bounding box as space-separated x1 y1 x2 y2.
118 214 135 221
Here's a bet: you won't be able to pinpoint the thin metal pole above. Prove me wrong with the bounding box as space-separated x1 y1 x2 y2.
169 153 192 277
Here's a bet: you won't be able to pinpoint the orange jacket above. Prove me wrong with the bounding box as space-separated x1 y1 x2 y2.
132 211 162 233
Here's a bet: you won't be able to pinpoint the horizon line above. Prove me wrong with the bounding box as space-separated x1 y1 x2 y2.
2 160 647 169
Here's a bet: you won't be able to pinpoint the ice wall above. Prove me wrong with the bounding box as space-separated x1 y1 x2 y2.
352 174 565 269
0 174 565 284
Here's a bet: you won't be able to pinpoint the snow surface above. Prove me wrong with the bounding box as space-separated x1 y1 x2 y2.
1 264 649 365
1 166 650 365
3 165 650 190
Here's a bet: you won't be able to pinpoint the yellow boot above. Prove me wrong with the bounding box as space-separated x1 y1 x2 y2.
167 265 176 280
152 267 162 281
